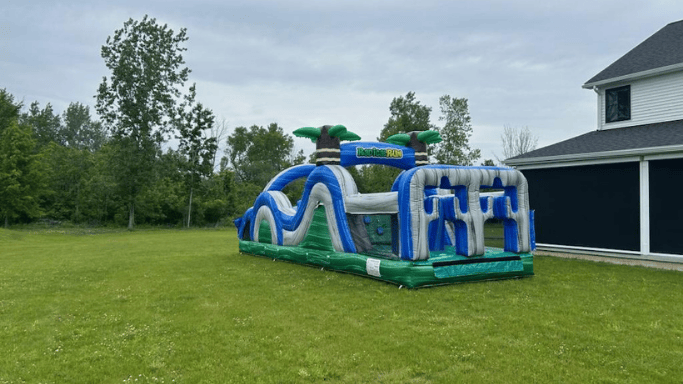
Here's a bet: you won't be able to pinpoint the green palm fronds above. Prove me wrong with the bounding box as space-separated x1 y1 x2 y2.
295 125 361 143
293 127 321 143
385 133 411 146
327 124 347 138
417 130 442 144
336 131 361 141
328 125 361 141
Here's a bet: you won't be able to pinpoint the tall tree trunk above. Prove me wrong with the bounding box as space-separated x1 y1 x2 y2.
128 202 135 230
187 186 193 228
99 189 106 225
75 184 80 224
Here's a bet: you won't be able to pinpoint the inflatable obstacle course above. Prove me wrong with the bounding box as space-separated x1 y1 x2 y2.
234 125 535 288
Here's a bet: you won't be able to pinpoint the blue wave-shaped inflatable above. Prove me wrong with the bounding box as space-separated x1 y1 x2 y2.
234 164 359 253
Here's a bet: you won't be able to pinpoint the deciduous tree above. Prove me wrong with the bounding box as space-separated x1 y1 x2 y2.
95 15 190 229
209 117 230 172
41 143 94 222
378 92 434 141
500 125 538 160
359 92 437 192
0 121 45 227
0 89 22 134
20 101 61 149
176 85 217 227
225 123 303 187
62 102 107 151
434 95 480 165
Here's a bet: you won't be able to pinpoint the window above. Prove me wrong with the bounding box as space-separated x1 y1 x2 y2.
605 85 631 123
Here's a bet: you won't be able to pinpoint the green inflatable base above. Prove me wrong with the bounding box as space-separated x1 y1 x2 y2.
238 240 534 288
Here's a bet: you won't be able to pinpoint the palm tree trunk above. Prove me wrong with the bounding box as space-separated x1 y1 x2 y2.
315 125 341 166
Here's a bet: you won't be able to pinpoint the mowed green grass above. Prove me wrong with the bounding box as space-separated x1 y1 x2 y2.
1 228 682 383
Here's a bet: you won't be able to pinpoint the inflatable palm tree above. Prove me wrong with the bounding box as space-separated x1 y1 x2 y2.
385 130 442 166
294 124 361 165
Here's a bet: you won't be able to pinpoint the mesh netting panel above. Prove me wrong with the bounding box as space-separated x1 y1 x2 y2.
346 214 398 259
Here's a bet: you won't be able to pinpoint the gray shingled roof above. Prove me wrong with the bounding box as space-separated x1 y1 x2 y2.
584 20 683 86
507 119 683 161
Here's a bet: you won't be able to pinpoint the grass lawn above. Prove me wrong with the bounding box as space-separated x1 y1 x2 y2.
484 221 505 248
1 227 682 383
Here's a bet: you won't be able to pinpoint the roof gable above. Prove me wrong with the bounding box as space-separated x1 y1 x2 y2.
584 20 683 87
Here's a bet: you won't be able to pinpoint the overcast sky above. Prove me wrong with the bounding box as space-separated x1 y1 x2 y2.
2 0 682 162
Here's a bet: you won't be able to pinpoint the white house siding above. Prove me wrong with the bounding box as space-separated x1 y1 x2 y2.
597 70 683 130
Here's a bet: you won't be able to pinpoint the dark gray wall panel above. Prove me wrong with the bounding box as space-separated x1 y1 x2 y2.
649 158 683 254
522 163 640 251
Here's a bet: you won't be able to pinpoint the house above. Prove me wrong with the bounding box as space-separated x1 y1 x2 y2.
505 20 683 263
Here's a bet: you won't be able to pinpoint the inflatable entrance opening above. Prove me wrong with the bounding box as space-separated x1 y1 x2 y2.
234 126 535 288
347 213 398 258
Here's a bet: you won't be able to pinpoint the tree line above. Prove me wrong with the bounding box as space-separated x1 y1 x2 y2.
0 16 485 229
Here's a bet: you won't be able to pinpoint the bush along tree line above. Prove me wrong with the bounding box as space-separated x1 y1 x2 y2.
0 16 483 229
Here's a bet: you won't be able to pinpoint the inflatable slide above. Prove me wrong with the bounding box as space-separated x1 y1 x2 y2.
234 125 535 288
